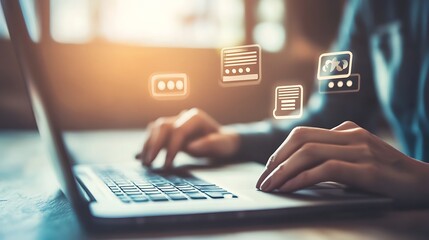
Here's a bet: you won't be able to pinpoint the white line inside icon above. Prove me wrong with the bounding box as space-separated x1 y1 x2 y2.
221 44 261 86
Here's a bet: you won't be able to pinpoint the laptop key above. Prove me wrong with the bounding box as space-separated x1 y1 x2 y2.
138 187 157 191
204 192 225 199
123 189 140 192
117 183 135 187
164 191 182 195
122 189 139 192
145 191 162 195
168 194 188 201
177 186 195 190
185 193 207 199
135 184 154 188
148 195 169 201
130 196 149 202
118 197 131 203
200 189 227 192
126 192 143 196
160 188 179 192
205 192 237 199
179 191 198 194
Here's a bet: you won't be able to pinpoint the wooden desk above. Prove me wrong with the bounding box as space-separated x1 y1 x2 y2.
1 130 429 240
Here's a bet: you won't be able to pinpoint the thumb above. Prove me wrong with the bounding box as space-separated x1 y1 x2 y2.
185 133 228 158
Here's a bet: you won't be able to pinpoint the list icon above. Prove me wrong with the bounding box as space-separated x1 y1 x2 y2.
273 85 303 119
149 73 189 100
221 44 261 86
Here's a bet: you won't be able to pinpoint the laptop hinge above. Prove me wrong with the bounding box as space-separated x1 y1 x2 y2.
76 177 96 203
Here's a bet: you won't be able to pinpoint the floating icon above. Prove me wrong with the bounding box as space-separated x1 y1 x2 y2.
221 44 261 86
149 73 189 100
319 73 360 94
317 51 353 80
273 85 303 119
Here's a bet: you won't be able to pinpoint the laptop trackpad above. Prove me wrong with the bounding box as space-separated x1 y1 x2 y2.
276 182 379 201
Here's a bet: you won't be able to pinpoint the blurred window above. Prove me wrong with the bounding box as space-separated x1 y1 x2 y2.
50 0 245 48
253 0 286 52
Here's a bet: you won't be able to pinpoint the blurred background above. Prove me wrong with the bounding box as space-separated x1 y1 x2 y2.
0 0 344 130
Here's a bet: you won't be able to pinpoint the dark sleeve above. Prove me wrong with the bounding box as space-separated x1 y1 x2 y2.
230 0 380 164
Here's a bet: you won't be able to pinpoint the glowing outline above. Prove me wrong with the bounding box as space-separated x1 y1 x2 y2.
319 73 361 94
149 73 189 100
273 84 303 119
220 44 262 87
317 51 353 80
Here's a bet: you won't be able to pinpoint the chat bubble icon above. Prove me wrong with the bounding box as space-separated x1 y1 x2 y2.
273 85 303 119
149 73 189 100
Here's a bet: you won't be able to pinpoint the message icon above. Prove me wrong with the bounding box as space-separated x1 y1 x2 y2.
273 85 303 119
317 51 353 80
149 73 189 100
221 44 261 86
319 73 361 94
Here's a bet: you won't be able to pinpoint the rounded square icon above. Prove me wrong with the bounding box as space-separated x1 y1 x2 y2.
317 51 353 80
319 73 361 94
220 44 261 87
149 73 189 100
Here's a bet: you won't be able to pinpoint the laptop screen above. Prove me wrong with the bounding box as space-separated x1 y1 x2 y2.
1 0 88 213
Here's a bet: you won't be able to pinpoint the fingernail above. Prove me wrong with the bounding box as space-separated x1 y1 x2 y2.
260 178 271 191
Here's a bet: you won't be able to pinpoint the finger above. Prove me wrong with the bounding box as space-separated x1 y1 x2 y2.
257 126 369 188
331 121 360 131
259 143 370 191
256 155 275 188
185 134 224 157
258 127 335 188
136 122 154 161
276 160 374 193
164 110 218 168
145 121 173 166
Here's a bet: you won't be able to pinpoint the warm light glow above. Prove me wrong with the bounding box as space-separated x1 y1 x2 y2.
50 0 245 48
254 0 286 52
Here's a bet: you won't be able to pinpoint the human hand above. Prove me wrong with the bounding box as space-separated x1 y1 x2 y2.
136 108 240 169
256 121 429 205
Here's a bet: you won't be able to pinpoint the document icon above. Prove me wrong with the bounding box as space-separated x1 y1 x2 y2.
221 44 261 86
273 85 303 119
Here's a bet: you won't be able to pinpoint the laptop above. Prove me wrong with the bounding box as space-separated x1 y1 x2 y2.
2 0 391 230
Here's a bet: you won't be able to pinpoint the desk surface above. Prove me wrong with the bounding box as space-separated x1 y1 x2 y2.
1 130 429 240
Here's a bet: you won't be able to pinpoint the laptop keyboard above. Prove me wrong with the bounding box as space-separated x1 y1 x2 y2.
97 168 237 203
